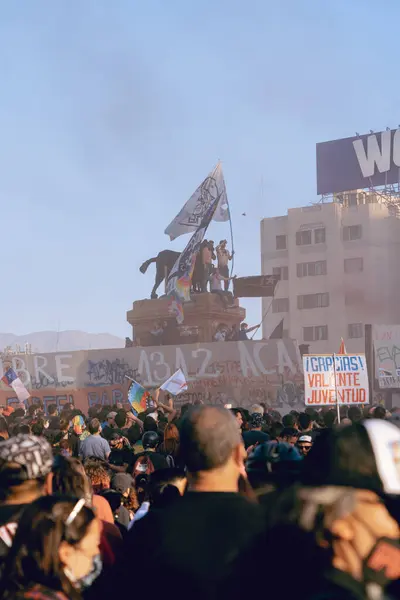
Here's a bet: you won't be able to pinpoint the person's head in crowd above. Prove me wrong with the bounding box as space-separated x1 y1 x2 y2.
290 410 300 419
339 405 349 419
52 455 92 506
269 421 284 441
305 407 318 423
59 417 70 433
142 431 159 450
27 404 39 419
106 411 117 428
115 410 127 430
0 434 53 504
59 438 73 457
180 406 245 492
88 418 102 436
31 419 46 437
125 422 142 445
249 412 264 431
297 435 313 457
12 408 26 421
0 416 9 441
111 473 139 514
246 440 302 490
323 410 336 429
298 413 312 432
260 402 268 414
250 403 264 416
374 405 387 420
143 415 158 433
162 423 180 451
290 485 400 593
348 405 362 424
280 427 298 446
84 460 111 494
282 413 297 429
230 408 244 428
88 405 101 420
0 495 100 599
48 403 58 417
15 423 32 436
147 468 187 509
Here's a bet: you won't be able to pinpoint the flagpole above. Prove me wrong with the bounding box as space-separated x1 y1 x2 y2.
334 353 341 424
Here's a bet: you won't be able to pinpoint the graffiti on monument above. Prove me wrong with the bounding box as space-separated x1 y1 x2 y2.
374 325 400 389
0 340 303 411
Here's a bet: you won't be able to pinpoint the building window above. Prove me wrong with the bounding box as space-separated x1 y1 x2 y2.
303 325 328 342
344 257 363 273
297 293 329 310
272 266 288 281
272 297 289 313
345 290 364 306
296 230 312 246
343 225 362 241
297 260 327 277
314 228 326 244
348 323 364 338
276 235 287 250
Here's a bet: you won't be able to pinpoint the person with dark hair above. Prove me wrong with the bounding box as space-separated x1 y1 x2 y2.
0 495 100 600
242 413 270 449
230 408 244 429
374 405 387 420
123 406 264 599
322 410 336 429
79 419 110 462
282 413 297 429
348 405 362 424
269 421 284 441
298 413 312 434
47 404 60 431
0 435 53 565
108 432 134 473
280 427 298 445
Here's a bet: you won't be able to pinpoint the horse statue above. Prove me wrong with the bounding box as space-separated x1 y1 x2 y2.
139 250 180 299
140 249 206 299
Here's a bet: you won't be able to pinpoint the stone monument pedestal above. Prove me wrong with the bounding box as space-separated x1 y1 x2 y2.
126 293 246 346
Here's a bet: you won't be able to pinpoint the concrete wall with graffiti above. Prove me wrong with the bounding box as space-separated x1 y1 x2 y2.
0 340 304 412
374 325 400 389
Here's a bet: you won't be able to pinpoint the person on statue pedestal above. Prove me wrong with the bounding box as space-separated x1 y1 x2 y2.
216 240 234 291
201 240 214 292
210 267 235 308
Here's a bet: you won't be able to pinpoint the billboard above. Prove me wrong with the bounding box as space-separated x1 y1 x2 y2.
374 325 400 389
316 128 400 195
303 354 369 406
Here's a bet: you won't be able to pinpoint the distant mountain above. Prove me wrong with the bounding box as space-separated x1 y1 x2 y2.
0 331 125 354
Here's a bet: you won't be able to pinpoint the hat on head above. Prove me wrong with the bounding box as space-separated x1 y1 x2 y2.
112 473 134 494
0 434 53 482
250 413 264 428
298 435 313 444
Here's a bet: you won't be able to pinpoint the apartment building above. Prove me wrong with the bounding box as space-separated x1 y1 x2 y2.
261 193 400 353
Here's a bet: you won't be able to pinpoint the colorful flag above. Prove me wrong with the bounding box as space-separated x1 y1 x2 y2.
165 163 229 240
128 380 149 415
339 338 347 354
166 176 223 322
160 369 188 395
1 368 30 402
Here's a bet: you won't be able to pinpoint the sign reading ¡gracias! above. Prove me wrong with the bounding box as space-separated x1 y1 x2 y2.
303 354 369 406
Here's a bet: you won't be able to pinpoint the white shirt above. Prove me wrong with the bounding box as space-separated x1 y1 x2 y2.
211 273 223 291
214 330 226 342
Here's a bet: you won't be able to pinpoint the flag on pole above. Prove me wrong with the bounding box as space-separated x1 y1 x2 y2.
127 380 149 415
160 369 188 395
166 176 223 323
1 368 30 402
269 319 284 340
165 163 229 241
339 338 347 354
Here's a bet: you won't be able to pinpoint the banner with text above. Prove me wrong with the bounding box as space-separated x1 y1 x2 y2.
303 354 369 406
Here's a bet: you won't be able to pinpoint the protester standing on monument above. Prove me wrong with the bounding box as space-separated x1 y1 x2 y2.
216 240 233 291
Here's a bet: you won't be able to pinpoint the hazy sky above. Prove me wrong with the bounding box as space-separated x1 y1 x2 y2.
1 0 399 339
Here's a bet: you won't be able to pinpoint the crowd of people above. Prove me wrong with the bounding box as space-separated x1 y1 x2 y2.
0 396 400 600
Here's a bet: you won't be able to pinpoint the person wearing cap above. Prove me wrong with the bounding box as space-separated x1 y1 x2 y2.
0 434 53 565
101 411 118 441
242 413 270 450
297 434 313 457
79 419 111 462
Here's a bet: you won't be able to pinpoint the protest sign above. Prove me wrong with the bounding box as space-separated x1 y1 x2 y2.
303 354 369 406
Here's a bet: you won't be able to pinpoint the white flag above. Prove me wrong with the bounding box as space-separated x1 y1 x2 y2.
165 163 229 241
160 369 188 395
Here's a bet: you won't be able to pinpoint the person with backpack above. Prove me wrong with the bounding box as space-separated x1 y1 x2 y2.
131 431 170 479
